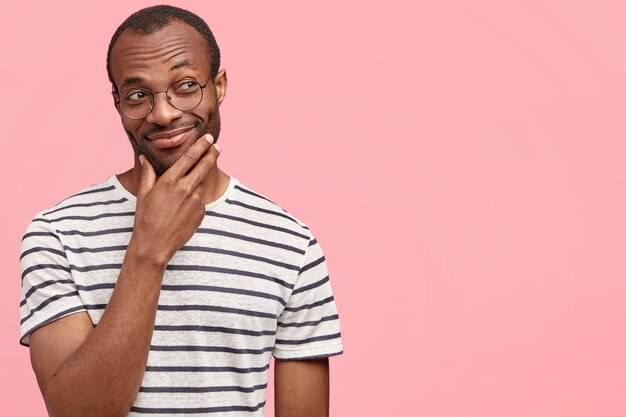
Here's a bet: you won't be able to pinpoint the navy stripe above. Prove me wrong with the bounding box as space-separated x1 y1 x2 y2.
309 238 317 247
150 344 274 355
64 245 127 254
58 226 304 257
226 199 300 225
233 185 308 230
145 364 270 373
20 291 80 324
70 263 121 273
283 295 334 313
69 281 285 307
161 284 287 306
165 264 293 289
56 185 116 205
82 303 278 320
72 184 116 197
157 304 277 319
197 228 305 255
292 276 329 295
57 226 303 255
21 264 71 282
300 255 325 274
22 231 56 241
58 227 133 237
139 383 267 394
153 324 276 337
20 246 65 260
44 198 127 216
206 211 309 239
32 217 51 224
235 184 276 204
179 245 300 271
62 243 301 271
76 283 115 291
131 400 266 414
275 332 342 345
85 304 108 310
277 314 339 328
48 211 134 223
274 350 343 361
20 305 86 346
21 278 75 306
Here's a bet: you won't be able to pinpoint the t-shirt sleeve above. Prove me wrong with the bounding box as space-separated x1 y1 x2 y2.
19 212 87 346
273 234 344 360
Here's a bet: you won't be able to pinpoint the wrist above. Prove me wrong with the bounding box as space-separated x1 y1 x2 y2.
126 236 170 271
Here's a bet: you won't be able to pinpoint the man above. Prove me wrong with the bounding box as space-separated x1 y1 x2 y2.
19 5 343 417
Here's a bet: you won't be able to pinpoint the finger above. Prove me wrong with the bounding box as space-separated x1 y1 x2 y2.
184 142 221 190
137 154 156 199
164 133 214 179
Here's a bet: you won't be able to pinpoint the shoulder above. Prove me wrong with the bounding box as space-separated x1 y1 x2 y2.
39 177 126 219
228 178 314 242
22 177 125 236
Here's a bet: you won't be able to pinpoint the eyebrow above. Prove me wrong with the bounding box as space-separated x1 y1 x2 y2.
170 60 199 71
121 76 144 89
120 61 200 89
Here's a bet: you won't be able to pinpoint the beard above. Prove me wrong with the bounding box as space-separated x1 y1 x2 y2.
125 109 221 176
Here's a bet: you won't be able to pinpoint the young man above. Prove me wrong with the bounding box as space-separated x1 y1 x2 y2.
19 5 343 417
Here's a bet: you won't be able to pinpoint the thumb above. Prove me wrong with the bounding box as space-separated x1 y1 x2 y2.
137 154 156 199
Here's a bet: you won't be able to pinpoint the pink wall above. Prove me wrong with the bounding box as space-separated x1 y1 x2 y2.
2 1 626 416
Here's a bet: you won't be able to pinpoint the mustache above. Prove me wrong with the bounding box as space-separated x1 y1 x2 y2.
142 121 200 140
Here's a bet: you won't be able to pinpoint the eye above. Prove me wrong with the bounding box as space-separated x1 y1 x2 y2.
125 90 149 102
174 80 200 93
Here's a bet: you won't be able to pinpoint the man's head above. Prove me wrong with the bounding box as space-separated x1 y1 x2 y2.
107 5 226 175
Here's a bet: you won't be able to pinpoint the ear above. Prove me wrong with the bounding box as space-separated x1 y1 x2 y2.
111 90 122 115
214 69 228 106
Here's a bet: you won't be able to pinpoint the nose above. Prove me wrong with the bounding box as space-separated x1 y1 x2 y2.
146 91 183 126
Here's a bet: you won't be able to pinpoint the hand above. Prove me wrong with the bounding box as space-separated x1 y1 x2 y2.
128 134 221 267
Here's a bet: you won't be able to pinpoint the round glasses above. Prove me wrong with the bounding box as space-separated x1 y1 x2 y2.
114 77 211 119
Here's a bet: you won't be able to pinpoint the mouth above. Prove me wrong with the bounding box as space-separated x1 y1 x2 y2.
147 126 195 149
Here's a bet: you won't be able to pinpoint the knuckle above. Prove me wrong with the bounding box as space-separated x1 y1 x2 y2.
197 159 212 173
176 182 193 197
180 182 194 195
163 175 177 186
191 191 203 205
182 150 197 163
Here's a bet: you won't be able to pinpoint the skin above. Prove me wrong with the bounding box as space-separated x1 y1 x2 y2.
28 19 330 417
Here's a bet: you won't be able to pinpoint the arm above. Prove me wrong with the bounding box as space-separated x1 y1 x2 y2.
28 135 219 417
30 251 166 417
274 358 330 417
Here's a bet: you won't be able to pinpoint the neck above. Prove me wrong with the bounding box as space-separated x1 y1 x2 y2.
118 159 230 205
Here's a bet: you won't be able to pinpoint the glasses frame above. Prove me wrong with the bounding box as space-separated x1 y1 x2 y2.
113 75 212 120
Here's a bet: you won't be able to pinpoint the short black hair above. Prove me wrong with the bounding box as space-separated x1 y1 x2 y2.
106 5 220 91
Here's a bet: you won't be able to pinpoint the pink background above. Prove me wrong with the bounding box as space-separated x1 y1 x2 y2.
2 1 626 416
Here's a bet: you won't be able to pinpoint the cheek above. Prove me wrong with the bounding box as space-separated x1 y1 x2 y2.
191 102 214 123
121 118 144 138
200 93 219 114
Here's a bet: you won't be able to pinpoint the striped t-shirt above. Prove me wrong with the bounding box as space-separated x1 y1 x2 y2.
19 174 343 416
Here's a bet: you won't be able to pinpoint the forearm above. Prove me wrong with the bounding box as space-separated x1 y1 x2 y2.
45 242 165 417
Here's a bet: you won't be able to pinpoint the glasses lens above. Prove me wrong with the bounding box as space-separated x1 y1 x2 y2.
168 79 203 111
121 89 152 119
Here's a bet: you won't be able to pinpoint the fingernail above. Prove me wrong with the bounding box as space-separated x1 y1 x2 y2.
214 144 221 154
138 154 144 166
205 134 214 144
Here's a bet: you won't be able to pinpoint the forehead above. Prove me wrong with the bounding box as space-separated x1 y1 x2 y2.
110 20 210 87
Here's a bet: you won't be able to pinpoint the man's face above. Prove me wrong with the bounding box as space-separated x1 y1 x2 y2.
110 20 226 175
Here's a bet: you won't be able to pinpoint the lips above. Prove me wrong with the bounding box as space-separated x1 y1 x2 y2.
147 127 195 149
